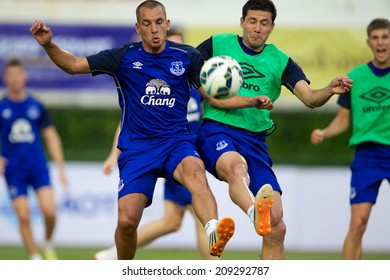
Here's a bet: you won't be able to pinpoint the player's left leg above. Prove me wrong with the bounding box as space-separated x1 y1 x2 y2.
36 186 58 260
254 184 274 236
173 156 234 258
215 151 256 214
260 191 286 260
342 202 373 259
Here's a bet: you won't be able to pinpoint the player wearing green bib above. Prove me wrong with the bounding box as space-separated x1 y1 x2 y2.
196 0 352 260
311 18 390 259
202 33 288 134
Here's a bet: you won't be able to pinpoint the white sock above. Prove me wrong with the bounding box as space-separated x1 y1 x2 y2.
107 245 118 260
247 205 255 223
42 240 54 252
30 253 43 260
205 219 219 236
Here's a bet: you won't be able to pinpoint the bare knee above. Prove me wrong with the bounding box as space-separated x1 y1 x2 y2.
184 169 209 194
117 214 138 235
349 218 368 236
266 216 286 243
18 212 31 227
228 163 248 181
163 216 183 232
41 208 56 224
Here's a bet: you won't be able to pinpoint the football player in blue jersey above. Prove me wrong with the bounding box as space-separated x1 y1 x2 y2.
94 29 217 260
30 1 272 259
0 58 68 260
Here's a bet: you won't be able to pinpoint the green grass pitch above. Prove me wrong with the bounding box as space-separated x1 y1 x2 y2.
0 246 389 260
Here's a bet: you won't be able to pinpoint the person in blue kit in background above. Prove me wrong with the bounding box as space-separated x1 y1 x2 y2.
94 28 217 260
30 0 273 259
0 58 68 260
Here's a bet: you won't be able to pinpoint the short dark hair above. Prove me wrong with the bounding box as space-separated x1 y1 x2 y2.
4 58 25 71
242 0 277 22
136 0 166 23
367 18 390 37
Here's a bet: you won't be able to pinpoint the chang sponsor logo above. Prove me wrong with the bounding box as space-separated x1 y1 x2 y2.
9 118 35 143
141 78 176 108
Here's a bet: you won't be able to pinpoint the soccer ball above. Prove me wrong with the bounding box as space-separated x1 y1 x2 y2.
200 55 243 98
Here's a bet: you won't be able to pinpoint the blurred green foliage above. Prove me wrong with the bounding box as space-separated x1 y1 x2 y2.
268 110 353 166
48 108 353 166
48 108 121 161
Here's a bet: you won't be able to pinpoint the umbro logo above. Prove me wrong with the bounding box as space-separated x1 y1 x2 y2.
239 62 265 79
360 87 390 104
133 61 143 69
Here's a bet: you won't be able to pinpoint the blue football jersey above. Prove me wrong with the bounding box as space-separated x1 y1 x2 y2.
187 87 203 135
87 40 204 149
0 95 51 168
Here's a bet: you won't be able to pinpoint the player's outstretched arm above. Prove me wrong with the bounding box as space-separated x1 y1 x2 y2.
198 87 273 110
294 76 353 108
310 107 351 145
30 20 90 75
213 95 273 110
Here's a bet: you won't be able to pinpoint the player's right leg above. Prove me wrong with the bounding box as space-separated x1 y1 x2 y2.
94 200 186 260
260 191 286 259
115 192 148 260
342 202 372 259
12 196 42 260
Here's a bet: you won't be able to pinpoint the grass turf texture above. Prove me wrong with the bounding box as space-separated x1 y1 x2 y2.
0 246 389 260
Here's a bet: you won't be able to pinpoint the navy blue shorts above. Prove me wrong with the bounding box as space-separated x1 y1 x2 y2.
117 135 200 207
196 120 281 195
4 162 51 200
349 143 390 204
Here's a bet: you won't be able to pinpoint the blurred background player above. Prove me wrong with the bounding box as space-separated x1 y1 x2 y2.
0 58 68 260
94 28 217 260
310 18 390 260
195 0 353 259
